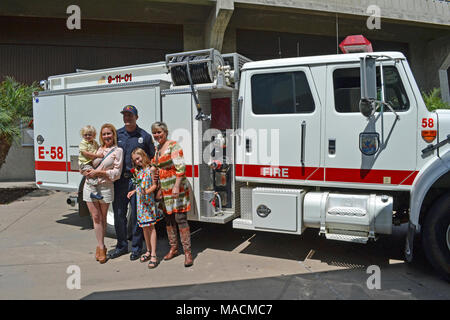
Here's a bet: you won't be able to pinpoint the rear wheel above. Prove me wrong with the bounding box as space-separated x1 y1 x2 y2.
77 177 90 218
422 191 450 281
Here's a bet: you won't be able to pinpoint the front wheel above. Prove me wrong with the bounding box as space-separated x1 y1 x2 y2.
422 191 450 281
105 203 132 239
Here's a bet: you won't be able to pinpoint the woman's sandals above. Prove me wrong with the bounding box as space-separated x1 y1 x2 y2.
141 252 159 268
140 251 151 263
148 256 159 269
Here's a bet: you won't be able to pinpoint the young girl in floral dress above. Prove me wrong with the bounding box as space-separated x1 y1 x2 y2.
127 148 163 269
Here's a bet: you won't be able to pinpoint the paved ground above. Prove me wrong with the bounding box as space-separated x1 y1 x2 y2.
0 187 449 301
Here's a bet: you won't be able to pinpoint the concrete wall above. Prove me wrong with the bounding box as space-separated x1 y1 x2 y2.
0 143 35 182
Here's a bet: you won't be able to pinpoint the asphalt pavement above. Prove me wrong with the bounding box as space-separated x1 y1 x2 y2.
0 185 449 301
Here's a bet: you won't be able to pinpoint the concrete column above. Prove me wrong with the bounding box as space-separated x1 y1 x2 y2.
205 0 234 52
410 36 450 97
438 54 450 104
424 36 450 99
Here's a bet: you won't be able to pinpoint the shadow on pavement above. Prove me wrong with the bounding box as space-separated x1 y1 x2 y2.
0 187 51 204
20 188 54 200
56 209 93 231
81 261 449 300
188 221 427 271
53 209 439 285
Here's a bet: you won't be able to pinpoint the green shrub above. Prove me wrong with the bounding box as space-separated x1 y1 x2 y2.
422 88 450 112
0 76 41 169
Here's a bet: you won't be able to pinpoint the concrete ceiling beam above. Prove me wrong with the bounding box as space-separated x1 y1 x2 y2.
205 0 234 51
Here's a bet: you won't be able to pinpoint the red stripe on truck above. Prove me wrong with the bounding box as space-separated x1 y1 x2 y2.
325 167 417 185
236 164 418 186
35 161 199 177
185 165 199 177
35 161 418 186
35 161 68 171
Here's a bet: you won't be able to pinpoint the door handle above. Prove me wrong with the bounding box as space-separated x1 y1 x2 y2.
301 121 306 166
246 138 251 153
329 139 336 155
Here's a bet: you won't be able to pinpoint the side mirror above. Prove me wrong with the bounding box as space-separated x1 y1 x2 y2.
360 56 377 118
359 98 376 118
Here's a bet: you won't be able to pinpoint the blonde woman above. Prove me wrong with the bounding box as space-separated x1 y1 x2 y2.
83 123 123 264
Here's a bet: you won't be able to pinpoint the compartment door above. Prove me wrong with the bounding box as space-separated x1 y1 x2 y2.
252 190 298 232
161 93 194 183
33 94 68 184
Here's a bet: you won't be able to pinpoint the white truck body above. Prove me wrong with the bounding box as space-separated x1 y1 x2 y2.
33 48 450 278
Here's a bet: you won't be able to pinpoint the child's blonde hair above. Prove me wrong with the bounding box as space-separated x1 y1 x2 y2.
131 148 151 169
80 125 97 138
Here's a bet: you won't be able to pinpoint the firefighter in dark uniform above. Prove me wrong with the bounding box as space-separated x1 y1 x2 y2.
108 105 155 260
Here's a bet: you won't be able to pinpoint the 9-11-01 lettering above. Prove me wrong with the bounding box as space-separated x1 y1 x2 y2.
108 73 132 84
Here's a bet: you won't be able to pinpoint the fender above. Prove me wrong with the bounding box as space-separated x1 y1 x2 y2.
410 149 450 227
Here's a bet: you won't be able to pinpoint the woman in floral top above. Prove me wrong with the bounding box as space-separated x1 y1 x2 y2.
127 148 163 268
151 121 193 267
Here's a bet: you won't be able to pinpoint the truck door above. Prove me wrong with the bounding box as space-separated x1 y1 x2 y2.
239 66 322 183
161 93 194 186
33 94 68 184
324 62 417 188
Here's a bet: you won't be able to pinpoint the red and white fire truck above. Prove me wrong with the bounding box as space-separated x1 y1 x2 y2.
33 36 449 279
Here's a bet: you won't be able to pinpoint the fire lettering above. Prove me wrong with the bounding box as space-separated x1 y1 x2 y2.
261 167 289 178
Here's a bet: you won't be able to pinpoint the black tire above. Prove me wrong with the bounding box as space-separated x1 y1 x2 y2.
77 177 90 218
422 191 450 281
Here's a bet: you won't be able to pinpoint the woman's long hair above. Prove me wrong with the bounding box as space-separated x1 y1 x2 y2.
99 123 118 147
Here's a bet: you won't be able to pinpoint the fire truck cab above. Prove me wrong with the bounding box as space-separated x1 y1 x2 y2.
33 37 450 279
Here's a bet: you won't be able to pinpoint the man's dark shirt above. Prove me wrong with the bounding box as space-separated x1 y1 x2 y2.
116 125 155 180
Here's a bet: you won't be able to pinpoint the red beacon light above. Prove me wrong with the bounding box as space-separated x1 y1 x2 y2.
339 35 373 54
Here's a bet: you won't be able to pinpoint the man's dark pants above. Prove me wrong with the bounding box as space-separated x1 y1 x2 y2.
113 178 143 254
